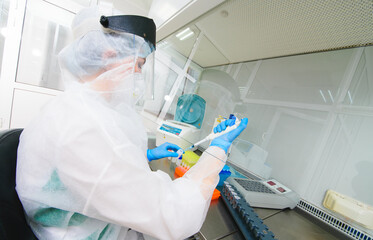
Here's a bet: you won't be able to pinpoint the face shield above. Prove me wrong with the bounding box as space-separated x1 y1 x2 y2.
99 15 156 105
58 8 157 110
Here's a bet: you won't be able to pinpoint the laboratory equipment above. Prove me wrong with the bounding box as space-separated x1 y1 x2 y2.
221 181 276 240
156 94 205 150
179 150 200 170
185 117 241 151
156 120 200 150
323 190 373 229
227 177 300 209
175 94 206 129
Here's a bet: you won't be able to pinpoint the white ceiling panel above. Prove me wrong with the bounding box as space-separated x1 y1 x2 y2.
171 0 373 67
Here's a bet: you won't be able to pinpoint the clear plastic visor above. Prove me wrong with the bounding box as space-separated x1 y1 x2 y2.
127 35 155 103
139 48 155 101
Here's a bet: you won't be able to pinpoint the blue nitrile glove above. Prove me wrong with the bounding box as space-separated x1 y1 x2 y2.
210 117 248 153
147 142 183 162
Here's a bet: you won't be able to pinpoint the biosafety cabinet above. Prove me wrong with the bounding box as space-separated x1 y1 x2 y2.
0 0 372 239
149 1 373 239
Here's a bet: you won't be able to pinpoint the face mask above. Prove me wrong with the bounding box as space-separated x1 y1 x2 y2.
103 72 146 109
79 52 150 112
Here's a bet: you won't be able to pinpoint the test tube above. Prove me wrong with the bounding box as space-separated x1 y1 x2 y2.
177 149 183 158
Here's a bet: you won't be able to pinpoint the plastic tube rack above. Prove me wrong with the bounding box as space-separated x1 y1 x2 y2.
221 181 277 240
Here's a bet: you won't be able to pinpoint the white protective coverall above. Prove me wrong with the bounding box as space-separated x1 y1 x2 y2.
15 7 228 240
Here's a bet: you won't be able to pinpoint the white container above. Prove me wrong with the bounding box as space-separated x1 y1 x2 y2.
156 120 200 150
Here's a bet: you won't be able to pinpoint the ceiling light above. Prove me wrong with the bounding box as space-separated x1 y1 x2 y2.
179 32 194 41
176 27 194 41
176 28 191 38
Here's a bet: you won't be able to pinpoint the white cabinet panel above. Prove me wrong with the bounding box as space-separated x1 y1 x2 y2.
10 89 55 128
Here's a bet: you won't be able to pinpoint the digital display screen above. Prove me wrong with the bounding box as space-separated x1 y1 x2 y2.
160 124 182 135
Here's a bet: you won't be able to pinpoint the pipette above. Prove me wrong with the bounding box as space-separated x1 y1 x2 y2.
185 118 241 151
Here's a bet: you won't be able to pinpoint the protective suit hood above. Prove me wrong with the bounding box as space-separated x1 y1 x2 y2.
58 6 155 110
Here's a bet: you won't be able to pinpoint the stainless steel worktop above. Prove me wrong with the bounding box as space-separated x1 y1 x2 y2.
149 158 350 240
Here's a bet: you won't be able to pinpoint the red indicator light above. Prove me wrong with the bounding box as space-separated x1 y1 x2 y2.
277 187 286 193
267 181 276 186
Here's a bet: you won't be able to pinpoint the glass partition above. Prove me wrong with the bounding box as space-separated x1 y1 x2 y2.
16 0 74 90
139 8 373 235
209 46 373 235
343 47 373 107
0 0 10 78
245 49 354 104
143 56 180 118
158 24 201 70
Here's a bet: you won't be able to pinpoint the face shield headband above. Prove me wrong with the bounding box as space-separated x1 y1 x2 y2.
100 15 156 102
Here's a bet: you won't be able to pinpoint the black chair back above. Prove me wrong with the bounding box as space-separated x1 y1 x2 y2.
0 129 37 239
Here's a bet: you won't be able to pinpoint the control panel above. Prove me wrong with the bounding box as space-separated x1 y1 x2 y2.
227 178 300 209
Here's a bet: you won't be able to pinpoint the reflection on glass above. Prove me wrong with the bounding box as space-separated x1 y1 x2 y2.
343 46 373 107
158 24 200 70
153 69 202 122
193 69 241 149
226 62 257 99
143 58 179 118
246 49 355 104
191 34 229 67
311 113 373 207
0 0 10 78
232 103 328 193
187 61 203 83
16 0 74 91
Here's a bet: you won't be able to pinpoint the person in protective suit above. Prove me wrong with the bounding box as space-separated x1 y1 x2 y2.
16 6 248 240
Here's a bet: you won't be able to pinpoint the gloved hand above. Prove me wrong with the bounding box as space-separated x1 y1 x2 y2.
147 142 183 162
210 117 248 153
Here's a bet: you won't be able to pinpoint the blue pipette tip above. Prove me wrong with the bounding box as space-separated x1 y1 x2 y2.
184 145 194 152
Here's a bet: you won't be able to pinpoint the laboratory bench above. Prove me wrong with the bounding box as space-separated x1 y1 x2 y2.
149 158 351 240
